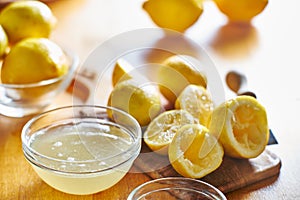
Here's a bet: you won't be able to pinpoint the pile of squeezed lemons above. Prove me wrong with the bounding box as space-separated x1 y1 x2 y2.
142 0 269 32
0 1 68 85
108 55 269 179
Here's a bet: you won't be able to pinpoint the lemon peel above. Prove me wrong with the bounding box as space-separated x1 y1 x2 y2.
143 0 203 32
175 84 213 127
112 59 135 86
0 0 56 43
158 55 207 104
108 79 162 126
144 109 197 155
209 96 269 158
213 0 268 22
0 25 8 58
168 124 224 178
1 38 68 84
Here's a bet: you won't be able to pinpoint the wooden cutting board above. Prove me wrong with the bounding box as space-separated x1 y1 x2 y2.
68 75 281 194
134 142 281 194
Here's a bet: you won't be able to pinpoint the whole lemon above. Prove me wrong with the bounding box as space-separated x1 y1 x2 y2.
143 0 203 32
0 1 56 43
157 55 207 105
213 0 268 22
1 38 68 84
0 25 8 58
108 79 162 126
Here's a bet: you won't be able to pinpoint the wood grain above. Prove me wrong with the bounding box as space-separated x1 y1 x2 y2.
134 143 281 194
2 0 300 199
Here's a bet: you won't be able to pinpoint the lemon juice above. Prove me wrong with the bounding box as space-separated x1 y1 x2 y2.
27 120 138 195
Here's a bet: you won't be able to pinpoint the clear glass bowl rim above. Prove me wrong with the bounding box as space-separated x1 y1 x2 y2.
127 177 227 200
21 105 142 175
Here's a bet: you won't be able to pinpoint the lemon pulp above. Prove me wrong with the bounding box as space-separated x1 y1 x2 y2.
144 109 196 155
168 124 224 178
209 96 269 158
175 84 213 127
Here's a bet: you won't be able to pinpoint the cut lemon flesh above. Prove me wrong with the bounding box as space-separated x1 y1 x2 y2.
144 109 196 155
169 124 224 178
175 84 214 127
210 96 269 158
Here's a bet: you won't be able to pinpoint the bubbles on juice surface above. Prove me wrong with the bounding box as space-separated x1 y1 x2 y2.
29 121 135 172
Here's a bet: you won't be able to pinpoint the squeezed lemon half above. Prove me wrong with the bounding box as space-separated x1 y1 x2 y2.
175 84 214 127
112 58 135 86
209 96 269 158
144 109 197 155
169 124 224 178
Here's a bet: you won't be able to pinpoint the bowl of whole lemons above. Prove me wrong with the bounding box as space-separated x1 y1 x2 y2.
0 1 79 117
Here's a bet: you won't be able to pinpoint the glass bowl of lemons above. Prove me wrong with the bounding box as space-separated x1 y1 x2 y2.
21 105 142 195
0 38 79 117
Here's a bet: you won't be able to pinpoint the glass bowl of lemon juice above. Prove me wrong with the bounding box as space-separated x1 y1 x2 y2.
21 105 142 195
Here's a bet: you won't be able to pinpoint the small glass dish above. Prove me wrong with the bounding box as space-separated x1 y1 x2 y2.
0 49 79 118
127 177 227 200
21 105 142 195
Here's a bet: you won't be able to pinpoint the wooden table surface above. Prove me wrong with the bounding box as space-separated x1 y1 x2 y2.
1 0 300 199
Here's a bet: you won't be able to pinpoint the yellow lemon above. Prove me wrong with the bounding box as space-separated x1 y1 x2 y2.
168 124 224 178
108 79 162 126
209 96 269 158
175 84 213 127
112 58 134 86
213 0 268 22
0 25 8 58
144 109 197 155
0 1 56 43
1 38 68 84
143 0 203 32
158 55 207 105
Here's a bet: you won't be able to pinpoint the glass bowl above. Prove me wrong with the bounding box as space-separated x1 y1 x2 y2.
127 177 227 200
21 105 142 195
0 48 79 118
